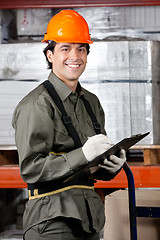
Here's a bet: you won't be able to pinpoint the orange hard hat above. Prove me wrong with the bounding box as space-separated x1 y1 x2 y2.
42 9 93 44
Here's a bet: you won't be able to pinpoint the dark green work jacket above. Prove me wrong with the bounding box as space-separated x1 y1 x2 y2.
12 71 117 234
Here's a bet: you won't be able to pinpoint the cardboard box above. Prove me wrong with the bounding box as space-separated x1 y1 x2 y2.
104 189 160 240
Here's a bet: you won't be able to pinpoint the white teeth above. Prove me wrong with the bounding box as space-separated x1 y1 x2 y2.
68 64 79 68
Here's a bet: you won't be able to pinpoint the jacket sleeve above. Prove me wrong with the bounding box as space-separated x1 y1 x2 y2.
12 101 88 184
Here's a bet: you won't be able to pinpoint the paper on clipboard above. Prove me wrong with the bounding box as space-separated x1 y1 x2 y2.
64 132 150 183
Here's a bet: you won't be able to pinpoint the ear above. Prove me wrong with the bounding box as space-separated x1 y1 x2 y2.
47 50 54 63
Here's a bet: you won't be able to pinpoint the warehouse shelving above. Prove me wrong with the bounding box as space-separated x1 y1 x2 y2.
0 144 160 190
0 152 160 189
1 0 160 9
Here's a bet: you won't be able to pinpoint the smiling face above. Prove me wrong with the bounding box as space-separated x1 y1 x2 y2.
47 42 87 91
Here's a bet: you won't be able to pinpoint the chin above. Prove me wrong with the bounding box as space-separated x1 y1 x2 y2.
68 76 79 81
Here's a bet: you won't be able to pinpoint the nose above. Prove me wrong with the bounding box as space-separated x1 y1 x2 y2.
69 49 79 60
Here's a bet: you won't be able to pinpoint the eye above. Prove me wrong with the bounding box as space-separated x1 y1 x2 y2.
62 48 69 52
79 48 86 52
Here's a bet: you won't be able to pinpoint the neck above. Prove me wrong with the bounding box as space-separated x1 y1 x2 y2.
52 71 78 92
61 78 78 92
67 81 78 92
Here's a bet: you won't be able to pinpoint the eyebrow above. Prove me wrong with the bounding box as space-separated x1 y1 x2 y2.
59 44 86 49
78 44 86 48
60 44 70 49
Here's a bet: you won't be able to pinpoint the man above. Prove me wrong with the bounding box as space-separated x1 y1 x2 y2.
12 9 126 240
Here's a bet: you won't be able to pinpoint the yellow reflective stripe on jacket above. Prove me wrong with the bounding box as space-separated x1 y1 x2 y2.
49 151 66 155
28 185 94 200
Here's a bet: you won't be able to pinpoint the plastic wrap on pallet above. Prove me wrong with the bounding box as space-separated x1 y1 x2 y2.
75 6 160 41
80 41 160 144
0 10 2 43
0 42 49 81
130 83 153 144
3 6 160 42
80 41 153 82
82 82 131 144
0 41 160 145
0 81 39 145
0 42 50 145
16 9 52 37
1 9 17 43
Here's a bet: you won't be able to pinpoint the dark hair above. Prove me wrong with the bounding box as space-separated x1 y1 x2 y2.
43 41 57 69
43 41 90 69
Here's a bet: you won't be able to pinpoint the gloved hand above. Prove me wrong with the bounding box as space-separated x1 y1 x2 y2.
99 149 126 174
82 134 112 162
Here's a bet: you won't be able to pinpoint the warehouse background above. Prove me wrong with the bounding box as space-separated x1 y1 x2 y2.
1 6 160 145
0 4 160 240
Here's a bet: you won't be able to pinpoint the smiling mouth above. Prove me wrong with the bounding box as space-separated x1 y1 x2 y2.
65 64 81 69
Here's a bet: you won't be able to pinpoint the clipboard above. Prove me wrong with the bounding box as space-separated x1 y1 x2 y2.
64 132 150 183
